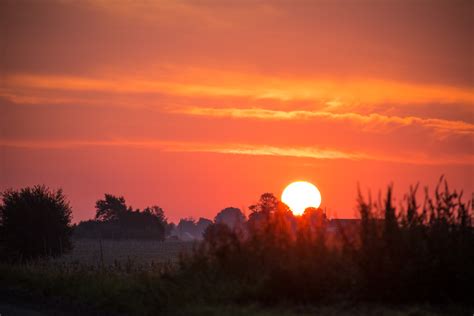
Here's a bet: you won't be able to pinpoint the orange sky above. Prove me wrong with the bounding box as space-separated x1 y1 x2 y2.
1 0 473 223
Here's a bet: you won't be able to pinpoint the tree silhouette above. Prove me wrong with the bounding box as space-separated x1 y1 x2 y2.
75 195 169 240
143 205 166 223
214 207 245 230
95 194 129 222
0 185 73 261
196 217 213 237
247 193 290 235
249 193 280 215
175 218 192 239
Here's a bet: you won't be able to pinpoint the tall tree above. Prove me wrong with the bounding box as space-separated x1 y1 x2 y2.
95 194 129 222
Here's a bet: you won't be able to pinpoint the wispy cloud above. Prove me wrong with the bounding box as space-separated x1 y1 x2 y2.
180 144 365 160
0 139 359 159
1 139 472 165
174 107 474 135
3 71 474 105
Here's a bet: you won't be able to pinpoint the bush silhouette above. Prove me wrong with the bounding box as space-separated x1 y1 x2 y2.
0 185 73 261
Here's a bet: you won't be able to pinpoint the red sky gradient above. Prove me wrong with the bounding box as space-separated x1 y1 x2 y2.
1 0 473 223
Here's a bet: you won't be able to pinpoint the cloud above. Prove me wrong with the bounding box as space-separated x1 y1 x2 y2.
179 144 365 160
0 139 359 159
3 71 474 106
173 107 474 135
1 139 472 165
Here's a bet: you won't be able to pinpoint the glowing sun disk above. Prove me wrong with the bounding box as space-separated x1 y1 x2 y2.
281 181 322 215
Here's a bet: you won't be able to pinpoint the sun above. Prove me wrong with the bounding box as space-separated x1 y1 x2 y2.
281 181 322 216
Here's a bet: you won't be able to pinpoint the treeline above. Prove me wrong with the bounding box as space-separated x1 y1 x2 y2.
0 186 250 260
74 194 174 240
172 177 474 304
75 197 248 241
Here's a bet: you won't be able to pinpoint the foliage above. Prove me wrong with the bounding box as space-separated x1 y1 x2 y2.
0 260 165 315
0 185 73 261
354 177 474 302
95 194 129 222
1 261 460 316
75 194 170 240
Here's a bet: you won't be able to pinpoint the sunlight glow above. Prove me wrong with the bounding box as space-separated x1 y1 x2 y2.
281 181 322 216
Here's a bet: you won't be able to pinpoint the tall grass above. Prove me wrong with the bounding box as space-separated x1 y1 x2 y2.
178 177 473 304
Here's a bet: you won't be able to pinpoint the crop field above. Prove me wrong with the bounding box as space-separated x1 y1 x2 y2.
54 239 196 266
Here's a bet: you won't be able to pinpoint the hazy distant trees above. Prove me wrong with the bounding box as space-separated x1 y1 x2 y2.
214 207 245 230
176 218 196 240
196 217 213 236
176 217 212 240
75 194 170 240
176 207 245 241
165 222 176 237
0 186 73 261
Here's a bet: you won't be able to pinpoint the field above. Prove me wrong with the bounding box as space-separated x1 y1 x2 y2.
1 238 471 315
54 239 195 266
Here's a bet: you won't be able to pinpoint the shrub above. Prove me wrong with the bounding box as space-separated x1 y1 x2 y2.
0 185 73 261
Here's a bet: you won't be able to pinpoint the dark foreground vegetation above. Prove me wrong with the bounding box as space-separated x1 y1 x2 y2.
1 177 473 315
0 186 73 260
177 178 473 307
